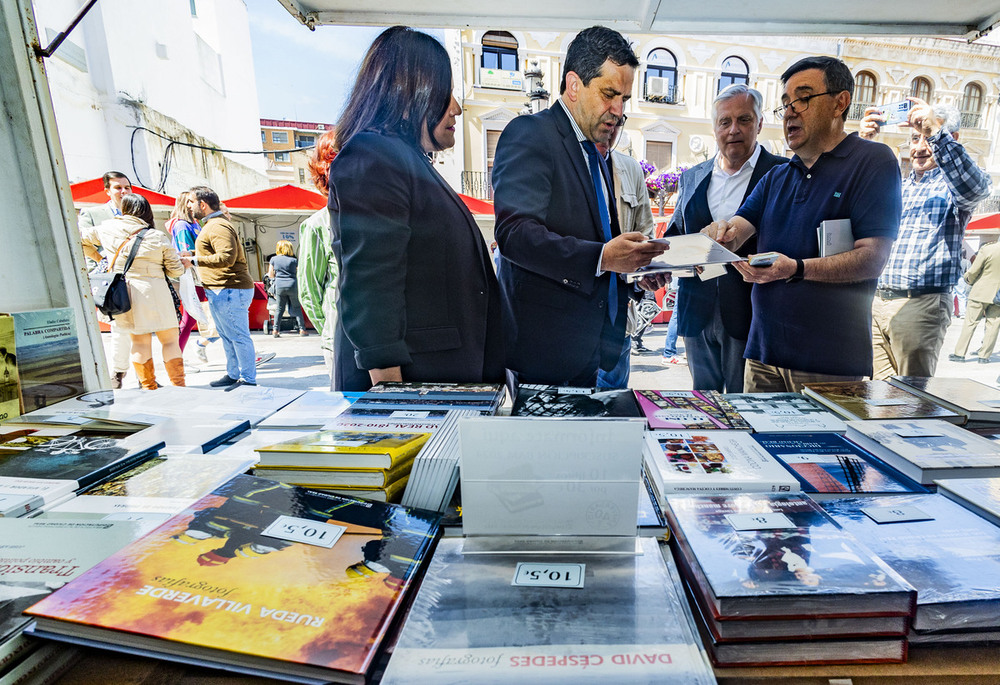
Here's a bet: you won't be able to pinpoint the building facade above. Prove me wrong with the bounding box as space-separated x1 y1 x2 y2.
453 31 1000 205
260 118 335 188
35 0 267 197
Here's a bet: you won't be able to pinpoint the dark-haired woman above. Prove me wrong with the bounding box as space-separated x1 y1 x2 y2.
82 193 184 389
328 25 503 391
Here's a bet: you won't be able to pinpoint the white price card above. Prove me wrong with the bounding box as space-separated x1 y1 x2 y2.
654 409 710 422
725 512 796 531
262 515 347 549
864 398 910 406
390 410 430 418
764 408 803 416
512 562 586 589
893 425 944 438
555 387 590 394
862 505 933 525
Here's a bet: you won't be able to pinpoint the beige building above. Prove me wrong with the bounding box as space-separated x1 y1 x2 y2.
454 31 1000 208
260 118 334 188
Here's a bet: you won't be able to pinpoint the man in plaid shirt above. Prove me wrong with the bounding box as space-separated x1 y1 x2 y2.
861 98 992 378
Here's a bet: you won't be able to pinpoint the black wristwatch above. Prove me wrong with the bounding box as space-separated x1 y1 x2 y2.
786 258 805 283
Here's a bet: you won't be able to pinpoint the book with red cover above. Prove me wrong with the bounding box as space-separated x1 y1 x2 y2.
25 474 441 684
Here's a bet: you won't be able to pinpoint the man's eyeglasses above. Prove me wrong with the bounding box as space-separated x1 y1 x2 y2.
772 91 837 120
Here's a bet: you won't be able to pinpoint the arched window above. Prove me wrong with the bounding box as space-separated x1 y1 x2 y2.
718 56 749 92
645 48 678 103
850 71 877 120
910 76 932 103
961 83 984 129
481 31 518 72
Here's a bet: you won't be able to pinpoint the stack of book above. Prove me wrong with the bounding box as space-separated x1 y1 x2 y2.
634 389 750 430
664 493 916 666
643 430 799 503
26 475 442 684
381 537 716 683
889 376 1000 426
254 429 430 502
822 493 1000 644
751 432 928 500
843 419 1000 485
512 385 641 417
353 381 505 415
719 392 847 433
802 380 963 424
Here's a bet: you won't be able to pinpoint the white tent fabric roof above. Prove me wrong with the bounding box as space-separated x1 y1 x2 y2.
276 0 1000 40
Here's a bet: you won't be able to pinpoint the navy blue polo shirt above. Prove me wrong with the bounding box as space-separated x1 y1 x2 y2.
735 133 901 376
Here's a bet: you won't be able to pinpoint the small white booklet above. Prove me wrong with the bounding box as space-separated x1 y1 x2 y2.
627 233 744 277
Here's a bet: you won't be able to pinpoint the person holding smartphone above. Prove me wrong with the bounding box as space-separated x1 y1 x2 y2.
862 98 992 375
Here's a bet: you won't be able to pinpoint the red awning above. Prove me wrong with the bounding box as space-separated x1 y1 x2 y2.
968 213 1000 231
223 184 327 211
457 193 493 215
70 178 176 207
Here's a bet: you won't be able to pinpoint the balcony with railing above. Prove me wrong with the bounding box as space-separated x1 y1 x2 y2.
848 102 874 120
644 78 679 105
961 111 982 129
462 170 493 200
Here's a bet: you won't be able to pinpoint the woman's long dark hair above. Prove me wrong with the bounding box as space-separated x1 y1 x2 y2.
120 193 154 228
335 26 453 153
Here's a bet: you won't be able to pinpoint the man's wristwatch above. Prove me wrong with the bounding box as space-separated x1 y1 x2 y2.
786 258 805 283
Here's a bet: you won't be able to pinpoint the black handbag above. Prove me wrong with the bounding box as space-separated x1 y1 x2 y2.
90 228 149 318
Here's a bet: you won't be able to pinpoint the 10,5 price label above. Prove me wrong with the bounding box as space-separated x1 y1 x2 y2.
512 562 585 589
262 515 346 549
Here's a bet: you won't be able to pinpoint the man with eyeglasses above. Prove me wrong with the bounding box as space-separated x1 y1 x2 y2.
704 56 902 393
860 99 991 374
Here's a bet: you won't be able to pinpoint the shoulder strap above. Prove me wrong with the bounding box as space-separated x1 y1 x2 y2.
113 228 150 274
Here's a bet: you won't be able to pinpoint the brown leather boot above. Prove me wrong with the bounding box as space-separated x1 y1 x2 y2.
163 357 186 387
132 359 159 390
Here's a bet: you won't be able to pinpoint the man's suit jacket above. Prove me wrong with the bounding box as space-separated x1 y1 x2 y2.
492 103 630 384
964 241 1000 303
666 148 787 340
610 150 655 237
77 203 116 230
328 132 504 392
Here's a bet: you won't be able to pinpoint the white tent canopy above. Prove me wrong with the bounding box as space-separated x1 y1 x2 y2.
277 0 1000 40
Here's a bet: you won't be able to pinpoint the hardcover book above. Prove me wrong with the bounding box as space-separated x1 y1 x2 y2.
643 430 799 500
255 430 430 469
3 309 85 414
256 391 359 430
935 477 1000 528
352 382 503 414
0 314 20 421
381 536 716 684
253 459 413 488
844 419 1000 484
663 493 915 619
72 455 253 501
633 390 730 429
26 475 441 684
322 476 409 504
720 392 847 433
802 380 963 423
889 375 1000 423
821 494 1000 633
512 385 642 417
0 476 76 517
751 432 928 499
0 426 164 493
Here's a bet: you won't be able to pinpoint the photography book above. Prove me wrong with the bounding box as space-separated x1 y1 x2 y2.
26 475 441 685
751 432 928 499
821 493 1000 633
643 430 799 501
816 218 854 258
255 430 431 470
663 493 915 620
889 376 1000 423
802 380 963 424
720 392 847 433
633 390 732 429
844 419 1000 484
512 385 641 417
626 233 743 276
381 536 716 684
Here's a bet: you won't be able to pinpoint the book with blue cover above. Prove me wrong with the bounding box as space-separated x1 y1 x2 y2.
664 493 915 620
721 392 847 433
821 493 1000 633
751 432 928 499
935 477 1000 528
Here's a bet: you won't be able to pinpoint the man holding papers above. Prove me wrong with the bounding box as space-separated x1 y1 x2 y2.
665 85 787 393
703 57 901 393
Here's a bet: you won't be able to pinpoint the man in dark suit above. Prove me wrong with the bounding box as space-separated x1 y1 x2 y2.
666 85 788 393
492 26 666 387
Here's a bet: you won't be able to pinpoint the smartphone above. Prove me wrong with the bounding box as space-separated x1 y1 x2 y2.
877 100 911 126
748 251 780 267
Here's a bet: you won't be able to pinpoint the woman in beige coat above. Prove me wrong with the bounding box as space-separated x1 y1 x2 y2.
82 193 185 389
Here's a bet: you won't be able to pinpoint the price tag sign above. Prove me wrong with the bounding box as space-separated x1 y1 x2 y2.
893 425 944 438
262 515 346 549
864 398 910 406
654 409 709 422
725 512 796 531
764 408 803 416
862 505 933 524
556 387 590 395
390 410 430 418
512 562 585 589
